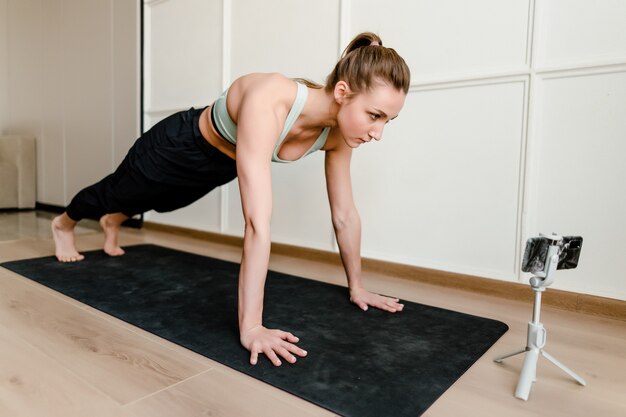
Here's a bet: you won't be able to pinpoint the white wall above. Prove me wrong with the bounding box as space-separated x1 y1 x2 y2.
150 0 623 301
0 0 7 133
0 0 140 205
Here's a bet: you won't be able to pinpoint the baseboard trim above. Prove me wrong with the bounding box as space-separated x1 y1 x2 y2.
0 207 36 212
35 202 66 214
144 221 626 322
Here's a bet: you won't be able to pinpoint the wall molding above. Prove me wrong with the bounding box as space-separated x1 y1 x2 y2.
110 0 116 170
524 0 536 68
0 0 6 134
60 0 67 204
519 0 537 285
220 0 232 234
516 77 531 283
338 0 350 58
406 58 626 93
221 0 231 91
142 0 152 123
143 0 170 7
536 61 626 80
409 72 528 93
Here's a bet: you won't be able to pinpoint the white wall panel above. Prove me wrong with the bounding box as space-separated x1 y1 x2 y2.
146 0 222 111
62 0 114 199
40 0 65 204
4 0 139 206
147 190 224 232
6 0 52 201
527 71 626 299
113 0 140 165
0 0 8 134
269 154 333 250
230 0 339 81
6 0 42 137
144 0 224 232
351 0 530 81
145 0 223 231
534 0 626 68
225 176 244 235
224 155 334 251
353 82 526 280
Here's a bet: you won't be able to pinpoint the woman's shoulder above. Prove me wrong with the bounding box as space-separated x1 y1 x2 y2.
225 73 299 124
231 73 296 96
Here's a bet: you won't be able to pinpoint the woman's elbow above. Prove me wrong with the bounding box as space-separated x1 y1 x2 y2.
332 209 359 230
244 217 271 239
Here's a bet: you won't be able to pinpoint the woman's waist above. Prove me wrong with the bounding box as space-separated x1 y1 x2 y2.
198 104 236 160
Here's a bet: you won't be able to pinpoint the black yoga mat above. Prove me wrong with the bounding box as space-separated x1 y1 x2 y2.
2 244 508 416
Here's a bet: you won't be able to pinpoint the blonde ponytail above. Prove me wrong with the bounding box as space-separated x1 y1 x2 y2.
325 32 410 95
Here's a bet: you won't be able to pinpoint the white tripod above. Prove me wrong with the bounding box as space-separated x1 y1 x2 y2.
494 234 586 401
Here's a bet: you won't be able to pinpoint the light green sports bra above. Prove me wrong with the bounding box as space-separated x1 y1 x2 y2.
211 82 330 163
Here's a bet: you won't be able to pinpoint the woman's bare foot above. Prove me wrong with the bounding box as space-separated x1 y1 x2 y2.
100 213 127 256
51 213 85 262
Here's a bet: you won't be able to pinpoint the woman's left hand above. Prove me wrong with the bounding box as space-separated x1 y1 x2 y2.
349 287 404 313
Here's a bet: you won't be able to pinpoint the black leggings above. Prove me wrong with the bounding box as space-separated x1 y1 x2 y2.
66 107 237 221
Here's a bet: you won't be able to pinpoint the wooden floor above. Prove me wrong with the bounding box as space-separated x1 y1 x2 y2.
0 211 624 417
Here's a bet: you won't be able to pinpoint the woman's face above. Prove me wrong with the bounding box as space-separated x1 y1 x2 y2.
335 81 406 148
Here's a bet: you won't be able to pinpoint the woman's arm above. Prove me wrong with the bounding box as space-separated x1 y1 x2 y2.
235 76 307 366
324 139 404 313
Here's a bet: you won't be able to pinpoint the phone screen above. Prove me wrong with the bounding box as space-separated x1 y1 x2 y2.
557 236 583 270
521 236 582 273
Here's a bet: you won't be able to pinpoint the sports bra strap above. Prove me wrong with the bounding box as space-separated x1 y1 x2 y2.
211 81 329 163
272 83 308 162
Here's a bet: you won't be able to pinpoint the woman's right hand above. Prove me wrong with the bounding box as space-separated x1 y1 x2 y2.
240 325 308 366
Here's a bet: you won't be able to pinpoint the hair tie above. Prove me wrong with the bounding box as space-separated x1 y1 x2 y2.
370 41 380 46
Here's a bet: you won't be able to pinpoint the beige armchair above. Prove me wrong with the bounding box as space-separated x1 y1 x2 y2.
0 135 36 209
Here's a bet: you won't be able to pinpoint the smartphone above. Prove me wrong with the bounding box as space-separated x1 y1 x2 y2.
558 236 583 270
521 236 583 273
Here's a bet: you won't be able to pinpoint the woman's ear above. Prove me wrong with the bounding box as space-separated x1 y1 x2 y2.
334 81 351 103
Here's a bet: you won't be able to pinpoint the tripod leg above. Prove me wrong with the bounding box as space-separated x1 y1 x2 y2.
515 349 539 401
494 347 528 363
541 350 586 386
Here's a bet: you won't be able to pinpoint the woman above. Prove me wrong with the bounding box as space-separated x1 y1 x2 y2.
52 32 410 366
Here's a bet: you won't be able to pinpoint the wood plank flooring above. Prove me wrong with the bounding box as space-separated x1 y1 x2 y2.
0 211 624 416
